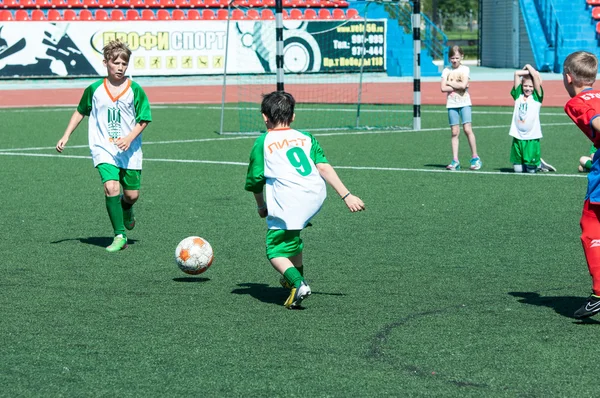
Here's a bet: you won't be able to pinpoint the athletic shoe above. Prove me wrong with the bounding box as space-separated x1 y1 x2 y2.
579 165 587 173
539 158 556 172
470 157 482 170
106 235 128 252
284 281 311 309
123 207 136 231
574 294 600 319
446 160 460 171
279 277 292 290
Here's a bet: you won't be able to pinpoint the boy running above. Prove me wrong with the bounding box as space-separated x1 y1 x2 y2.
562 51 600 318
56 40 152 252
245 91 365 309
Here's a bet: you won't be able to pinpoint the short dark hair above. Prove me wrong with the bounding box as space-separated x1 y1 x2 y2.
261 91 295 126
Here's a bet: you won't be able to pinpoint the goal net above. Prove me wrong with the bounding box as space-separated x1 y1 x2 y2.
219 1 415 134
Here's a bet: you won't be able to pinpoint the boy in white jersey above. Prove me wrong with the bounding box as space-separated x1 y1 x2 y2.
56 40 152 252
509 64 555 173
245 91 365 309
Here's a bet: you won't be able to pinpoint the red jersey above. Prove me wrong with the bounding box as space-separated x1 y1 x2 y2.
564 88 600 146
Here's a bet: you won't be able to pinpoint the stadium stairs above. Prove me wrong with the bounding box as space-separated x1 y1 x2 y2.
521 0 600 72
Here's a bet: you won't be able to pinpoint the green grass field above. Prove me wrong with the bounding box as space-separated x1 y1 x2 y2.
0 104 596 396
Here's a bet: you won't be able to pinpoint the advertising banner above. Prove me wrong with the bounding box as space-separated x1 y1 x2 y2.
0 19 386 77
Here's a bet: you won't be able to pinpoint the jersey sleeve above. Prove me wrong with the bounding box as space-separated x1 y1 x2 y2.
565 96 600 142
244 134 267 193
533 85 543 103
309 134 328 164
76 85 94 116
131 82 152 124
441 68 449 82
510 84 522 101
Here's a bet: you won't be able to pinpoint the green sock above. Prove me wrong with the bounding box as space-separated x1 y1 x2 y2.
283 267 304 289
586 160 593 171
105 195 125 237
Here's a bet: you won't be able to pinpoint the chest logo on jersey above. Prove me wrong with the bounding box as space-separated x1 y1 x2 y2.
267 138 307 154
107 107 122 141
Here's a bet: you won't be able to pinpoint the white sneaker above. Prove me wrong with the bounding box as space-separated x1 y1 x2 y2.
539 158 556 172
284 281 311 309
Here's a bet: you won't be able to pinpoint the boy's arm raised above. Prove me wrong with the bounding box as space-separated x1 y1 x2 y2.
316 163 365 212
524 64 543 96
56 110 85 153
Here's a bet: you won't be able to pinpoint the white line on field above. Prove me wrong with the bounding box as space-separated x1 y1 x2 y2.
0 151 587 178
0 122 576 152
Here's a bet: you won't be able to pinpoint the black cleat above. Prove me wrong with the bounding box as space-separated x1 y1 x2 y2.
574 295 600 319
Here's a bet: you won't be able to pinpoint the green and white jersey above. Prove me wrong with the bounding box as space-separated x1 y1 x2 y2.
77 78 152 169
245 128 328 230
509 84 543 140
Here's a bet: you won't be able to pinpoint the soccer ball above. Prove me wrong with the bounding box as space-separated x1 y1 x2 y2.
175 236 214 275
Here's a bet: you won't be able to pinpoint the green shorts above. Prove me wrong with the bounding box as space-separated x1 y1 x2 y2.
510 138 540 167
266 229 303 259
97 163 142 190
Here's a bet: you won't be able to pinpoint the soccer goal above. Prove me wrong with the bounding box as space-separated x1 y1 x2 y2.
218 0 421 134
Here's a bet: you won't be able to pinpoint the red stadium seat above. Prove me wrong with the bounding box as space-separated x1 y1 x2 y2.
158 0 173 7
98 0 113 7
110 9 125 19
94 8 109 19
593 7 600 19
187 0 203 7
113 0 130 8
63 8 77 19
141 8 155 18
317 8 330 19
303 8 316 19
48 8 63 18
20 0 39 8
31 9 46 19
248 0 262 7
232 0 248 6
202 0 219 6
2 0 18 8
79 8 93 19
66 0 81 7
289 8 301 19
0 10 14 20
172 8 185 18
157 8 170 18
346 8 359 19
126 8 139 18
217 0 228 7
82 0 98 7
588 0 600 5
262 0 274 5
15 9 30 19
200 8 214 18
187 8 202 18
231 8 244 19
216 8 227 18
260 8 273 19
305 0 321 7
142 0 159 6
50 0 67 8
332 8 344 19
246 8 259 19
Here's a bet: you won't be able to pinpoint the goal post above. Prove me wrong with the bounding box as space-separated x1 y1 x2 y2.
219 0 422 134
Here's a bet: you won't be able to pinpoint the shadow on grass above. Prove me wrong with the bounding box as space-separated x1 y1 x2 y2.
231 283 289 306
509 292 600 324
231 282 345 307
423 163 449 169
51 237 138 248
172 277 210 283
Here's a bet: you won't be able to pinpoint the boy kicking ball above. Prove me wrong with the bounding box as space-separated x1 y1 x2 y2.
245 91 365 309
56 40 152 252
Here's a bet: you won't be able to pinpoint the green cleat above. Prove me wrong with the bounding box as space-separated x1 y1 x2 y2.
106 236 128 252
123 207 136 231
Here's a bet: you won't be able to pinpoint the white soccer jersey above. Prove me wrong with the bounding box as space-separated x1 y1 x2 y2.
245 128 328 230
442 65 472 108
509 84 543 140
77 79 152 169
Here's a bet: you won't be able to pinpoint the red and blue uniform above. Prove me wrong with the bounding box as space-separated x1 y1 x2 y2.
565 88 600 294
